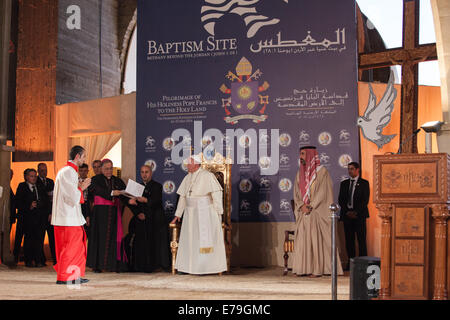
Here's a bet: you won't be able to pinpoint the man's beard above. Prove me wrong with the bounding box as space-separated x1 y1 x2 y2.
300 159 306 165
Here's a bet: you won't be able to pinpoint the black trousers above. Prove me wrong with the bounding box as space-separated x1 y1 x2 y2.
343 217 367 260
23 212 46 265
13 216 24 259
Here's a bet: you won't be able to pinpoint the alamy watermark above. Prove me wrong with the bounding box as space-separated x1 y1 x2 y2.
170 121 280 175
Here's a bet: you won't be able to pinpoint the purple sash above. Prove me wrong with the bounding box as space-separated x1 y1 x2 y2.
94 196 128 263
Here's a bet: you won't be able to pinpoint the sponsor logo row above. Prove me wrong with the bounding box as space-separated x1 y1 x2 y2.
145 129 351 152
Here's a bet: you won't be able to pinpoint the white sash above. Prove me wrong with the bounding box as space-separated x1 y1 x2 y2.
186 196 214 254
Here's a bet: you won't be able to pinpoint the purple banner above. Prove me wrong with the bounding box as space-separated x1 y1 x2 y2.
137 0 359 222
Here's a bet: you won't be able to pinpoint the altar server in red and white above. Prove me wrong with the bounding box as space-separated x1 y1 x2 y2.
51 145 91 285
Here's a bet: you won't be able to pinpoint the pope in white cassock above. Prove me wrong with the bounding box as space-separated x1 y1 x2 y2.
170 154 227 275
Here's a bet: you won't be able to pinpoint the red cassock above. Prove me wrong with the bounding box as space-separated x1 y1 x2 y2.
53 226 87 281
51 161 87 282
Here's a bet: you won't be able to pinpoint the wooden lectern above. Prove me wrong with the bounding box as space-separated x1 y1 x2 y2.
374 153 450 300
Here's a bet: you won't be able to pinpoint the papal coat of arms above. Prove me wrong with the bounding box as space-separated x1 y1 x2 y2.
220 57 269 124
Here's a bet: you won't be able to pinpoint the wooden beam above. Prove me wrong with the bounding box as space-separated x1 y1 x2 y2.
399 0 420 153
359 44 437 69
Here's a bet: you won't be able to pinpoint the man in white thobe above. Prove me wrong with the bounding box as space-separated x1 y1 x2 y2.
170 155 227 275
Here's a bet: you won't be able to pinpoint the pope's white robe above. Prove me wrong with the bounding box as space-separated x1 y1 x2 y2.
174 168 227 274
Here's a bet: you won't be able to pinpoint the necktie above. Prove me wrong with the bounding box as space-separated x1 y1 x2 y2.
347 179 354 208
32 185 38 201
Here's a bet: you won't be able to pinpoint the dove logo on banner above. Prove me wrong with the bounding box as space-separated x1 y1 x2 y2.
357 71 397 150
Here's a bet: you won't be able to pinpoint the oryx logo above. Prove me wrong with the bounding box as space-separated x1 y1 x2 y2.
260 131 269 144
259 177 271 188
145 136 156 153
240 155 250 165
339 129 350 141
164 200 175 212
279 153 289 165
164 157 173 168
201 0 281 39
240 199 251 210
146 136 156 147
319 152 330 164
280 199 291 211
299 130 310 143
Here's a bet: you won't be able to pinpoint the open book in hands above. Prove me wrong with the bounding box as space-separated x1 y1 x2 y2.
119 179 145 198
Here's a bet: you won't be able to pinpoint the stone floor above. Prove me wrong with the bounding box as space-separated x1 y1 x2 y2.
0 263 350 300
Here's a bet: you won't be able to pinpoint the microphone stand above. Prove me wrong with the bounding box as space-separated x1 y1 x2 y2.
396 128 421 154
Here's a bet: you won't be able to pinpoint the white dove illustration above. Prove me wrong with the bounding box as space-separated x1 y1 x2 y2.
357 71 397 150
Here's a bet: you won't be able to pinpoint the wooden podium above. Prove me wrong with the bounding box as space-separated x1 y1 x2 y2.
374 153 450 300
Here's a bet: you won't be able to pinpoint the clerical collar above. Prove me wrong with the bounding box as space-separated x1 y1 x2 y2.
66 161 79 172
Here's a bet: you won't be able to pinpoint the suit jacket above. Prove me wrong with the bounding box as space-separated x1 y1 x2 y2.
15 181 49 219
37 176 54 212
338 177 370 220
37 176 54 193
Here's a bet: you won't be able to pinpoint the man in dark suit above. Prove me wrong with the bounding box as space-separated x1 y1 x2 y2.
338 162 370 270
15 168 49 267
13 169 28 264
36 163 56 264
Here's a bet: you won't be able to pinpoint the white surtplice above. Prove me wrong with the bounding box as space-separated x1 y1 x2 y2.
174 168 227 274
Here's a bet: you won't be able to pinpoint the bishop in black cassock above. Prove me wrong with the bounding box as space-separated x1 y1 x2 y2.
86 159 127 272
125 164 170 272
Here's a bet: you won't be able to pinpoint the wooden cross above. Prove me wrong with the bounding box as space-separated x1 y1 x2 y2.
358 0 437 153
